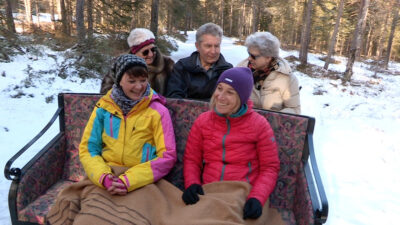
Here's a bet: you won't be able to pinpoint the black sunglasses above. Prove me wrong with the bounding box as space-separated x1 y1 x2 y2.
142 47 157 56
248 51 261 60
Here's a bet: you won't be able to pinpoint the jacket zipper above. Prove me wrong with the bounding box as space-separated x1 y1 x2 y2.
121 115 127 165
220 118 230 181
109 113 113 138
246 162 252 183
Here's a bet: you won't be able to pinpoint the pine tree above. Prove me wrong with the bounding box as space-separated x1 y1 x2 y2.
150 0 159 39
5 0 16 33
299 0 313 66
344 0 370 82
76 0 86 44
383 0 400 68
325 0 345 70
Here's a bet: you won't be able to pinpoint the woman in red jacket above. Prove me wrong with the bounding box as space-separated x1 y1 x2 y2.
182 67 280 220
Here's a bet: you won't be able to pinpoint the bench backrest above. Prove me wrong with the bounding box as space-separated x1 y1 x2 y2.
61 93 312 215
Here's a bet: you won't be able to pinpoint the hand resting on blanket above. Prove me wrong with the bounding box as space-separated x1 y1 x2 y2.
102 174 127 196
182 183 204 204
243 198 262 219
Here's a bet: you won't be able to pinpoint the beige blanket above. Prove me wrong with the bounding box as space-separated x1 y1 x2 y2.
47 168 285 225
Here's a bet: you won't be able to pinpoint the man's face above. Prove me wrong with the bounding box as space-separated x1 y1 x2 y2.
195 34 221 68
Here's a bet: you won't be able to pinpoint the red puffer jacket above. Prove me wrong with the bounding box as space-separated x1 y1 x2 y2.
183 104 280 205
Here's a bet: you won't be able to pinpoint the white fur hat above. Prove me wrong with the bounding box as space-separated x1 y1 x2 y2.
127 28 155 48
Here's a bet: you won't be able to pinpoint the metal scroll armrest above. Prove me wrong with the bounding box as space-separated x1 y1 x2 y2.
4 107 63 181
303 118 329 224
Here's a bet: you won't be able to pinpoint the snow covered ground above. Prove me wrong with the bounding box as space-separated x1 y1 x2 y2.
1 31 400 225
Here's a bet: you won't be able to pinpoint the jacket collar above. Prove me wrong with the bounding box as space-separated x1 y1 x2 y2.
181 51 232 73
97 88 164 117
240 57 292 76
213 100 254 119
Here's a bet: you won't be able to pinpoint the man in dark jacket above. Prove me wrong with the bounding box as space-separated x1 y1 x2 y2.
166 23 233 100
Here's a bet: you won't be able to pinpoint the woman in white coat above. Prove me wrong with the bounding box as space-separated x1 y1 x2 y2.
237 32 301 114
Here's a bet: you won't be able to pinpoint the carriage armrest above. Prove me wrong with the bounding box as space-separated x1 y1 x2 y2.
4 107 63 181
4 107 66 225
303 119 328 224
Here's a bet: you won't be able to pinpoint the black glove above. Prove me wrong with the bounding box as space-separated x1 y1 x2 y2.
182 184 204 205
243 198 262 219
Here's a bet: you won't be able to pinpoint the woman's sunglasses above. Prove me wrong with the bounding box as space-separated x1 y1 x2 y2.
142 47 157 56
248 52 261 60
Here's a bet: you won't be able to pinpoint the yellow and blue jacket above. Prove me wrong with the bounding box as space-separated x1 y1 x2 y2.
79 89 176 192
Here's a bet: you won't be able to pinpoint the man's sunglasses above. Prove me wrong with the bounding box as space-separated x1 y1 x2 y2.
142 47 157 56
248 52 261 60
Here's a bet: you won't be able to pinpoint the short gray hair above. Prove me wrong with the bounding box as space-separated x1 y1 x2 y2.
245 32 280 58
196 23 223 43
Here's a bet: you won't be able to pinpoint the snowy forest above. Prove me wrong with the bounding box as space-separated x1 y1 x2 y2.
1 0 399 81
1 1 400 225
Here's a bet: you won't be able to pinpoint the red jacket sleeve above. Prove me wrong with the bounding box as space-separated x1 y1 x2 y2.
183 115 205 189
247 115 280 205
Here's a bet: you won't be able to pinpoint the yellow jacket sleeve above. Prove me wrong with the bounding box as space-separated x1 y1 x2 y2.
79 107 112 188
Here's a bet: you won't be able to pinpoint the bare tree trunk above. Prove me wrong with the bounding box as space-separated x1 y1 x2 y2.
339 37 345 55
76 0 85 44
150 0 159 39
189 6 193 29
56 0 61 15
293 0 301 45
229 2 233 35
324 0 344 70
203 0 208 24
363 26 372 57
130 0 136 29
237 2 242 38
383 0 400 68
183 12 188 35
134 5 139 28
377 12 389 59
299 0 313 66
5 0 16 33
66 0 73 34
184 1 190 35
24 0 34 30
220 0 224 31
251 0 259 33
288 0 295 45
35 0 40 29
49 0 56 30
239 0 246 40
167 1 172 33
60 0 69 35
367 30 374 57
344 0 370 82
87 0 93 38
357 3 369 58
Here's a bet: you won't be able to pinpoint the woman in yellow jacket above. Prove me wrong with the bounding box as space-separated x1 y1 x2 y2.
80 54 176 195
237 32 301 114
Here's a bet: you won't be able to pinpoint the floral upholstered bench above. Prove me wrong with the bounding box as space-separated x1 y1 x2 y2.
4 93 328 225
